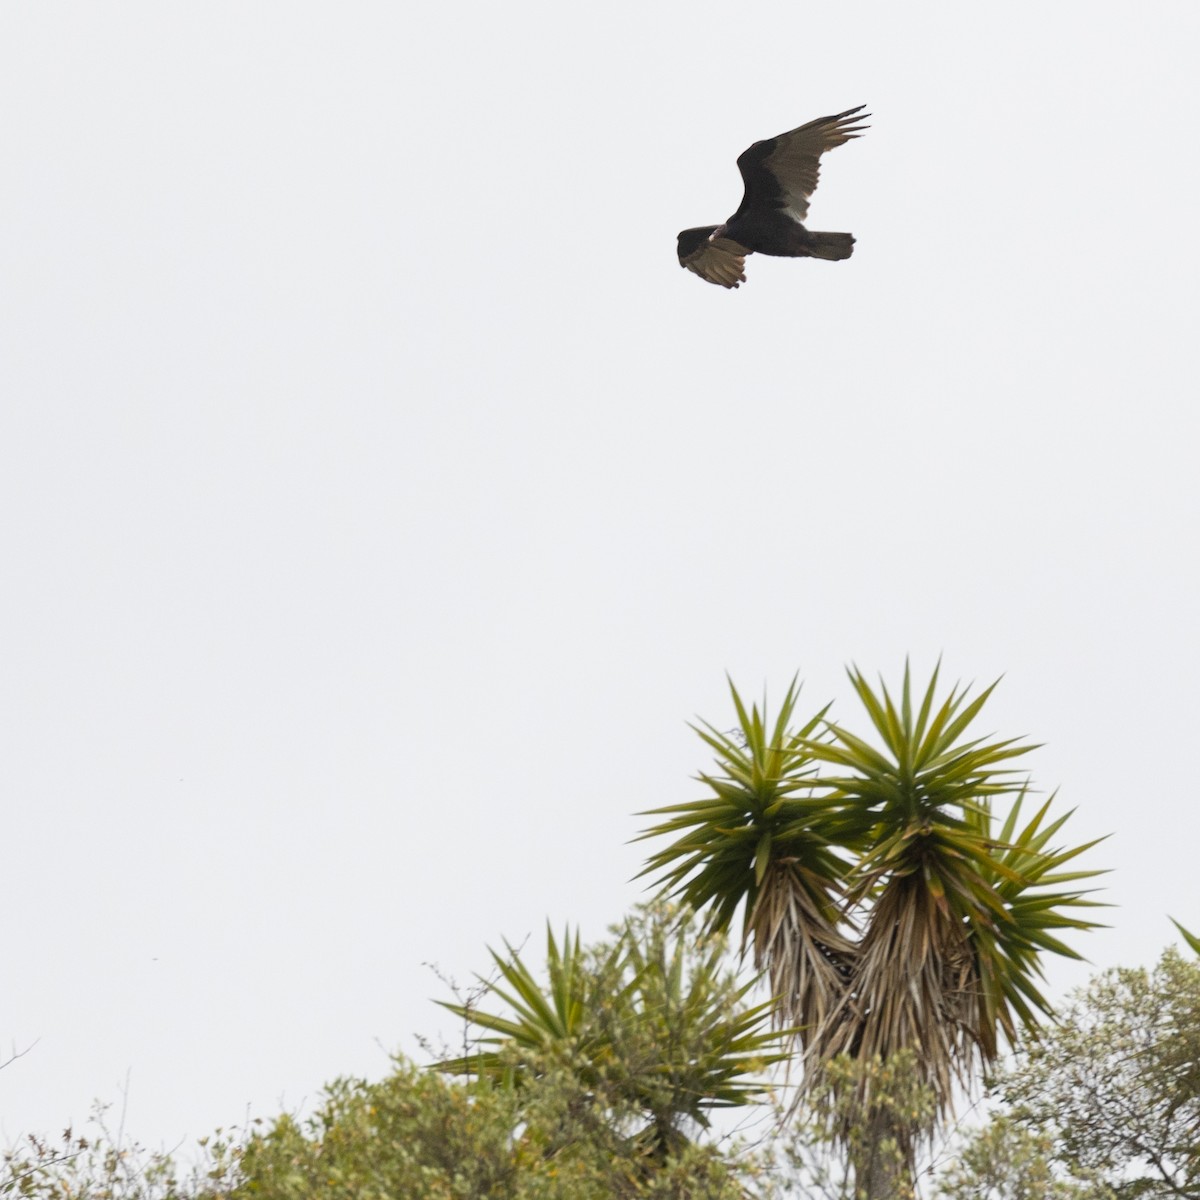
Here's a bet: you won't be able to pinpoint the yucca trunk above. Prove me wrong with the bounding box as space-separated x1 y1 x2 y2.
852 1106 914 1200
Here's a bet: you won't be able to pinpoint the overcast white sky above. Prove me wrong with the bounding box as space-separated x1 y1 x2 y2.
3 0 1199 1153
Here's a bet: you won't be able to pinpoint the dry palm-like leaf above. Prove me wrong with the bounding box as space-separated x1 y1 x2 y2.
636 679 868 1043
747 860 859 1043
816 872 975 1114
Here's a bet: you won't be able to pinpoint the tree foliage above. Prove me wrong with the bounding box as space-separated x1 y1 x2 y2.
227 1058 756 1200
221 898 798 1200
9 941 1198 1200
2 668 1126 1200
988 945 1200 1200
0 1105 242 1200
935 1116 1100 1200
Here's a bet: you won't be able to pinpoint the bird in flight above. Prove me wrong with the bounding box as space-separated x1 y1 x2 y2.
677 105 869 289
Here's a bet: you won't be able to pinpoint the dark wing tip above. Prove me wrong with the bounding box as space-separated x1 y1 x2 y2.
828 104 871 136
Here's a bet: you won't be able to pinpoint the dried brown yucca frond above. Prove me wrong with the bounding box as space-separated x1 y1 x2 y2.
747 861 857 1047
814 873 978 1119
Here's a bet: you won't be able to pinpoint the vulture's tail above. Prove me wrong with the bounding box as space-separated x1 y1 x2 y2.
806 232 855 261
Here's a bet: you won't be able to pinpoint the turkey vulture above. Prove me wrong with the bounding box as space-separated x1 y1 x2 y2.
677 105 869 289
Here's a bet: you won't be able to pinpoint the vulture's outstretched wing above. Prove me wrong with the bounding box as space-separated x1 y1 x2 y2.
679 236 749 289
734 105 869 225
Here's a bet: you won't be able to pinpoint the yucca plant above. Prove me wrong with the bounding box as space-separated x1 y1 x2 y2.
638 663 1107 1200
433 924 624 1088
431 903 789 1162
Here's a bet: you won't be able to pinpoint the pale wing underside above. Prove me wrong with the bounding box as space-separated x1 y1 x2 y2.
752 106 869 223
680 236 749 289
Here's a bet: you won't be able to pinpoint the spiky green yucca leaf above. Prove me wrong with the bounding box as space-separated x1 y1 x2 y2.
962 792 1108 1054
1172 918 1200 956
431 905 789 1147
803 664 1037 881
433 924 623 1081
